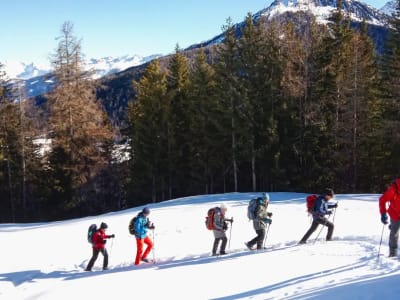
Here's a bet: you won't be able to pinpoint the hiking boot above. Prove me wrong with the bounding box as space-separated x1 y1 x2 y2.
298 240 306 245
389 249 398 257
245 242 253 250
103 267 109 271
211 253 218 256
141 258 150 263
84 268 92 272
219 251 227 255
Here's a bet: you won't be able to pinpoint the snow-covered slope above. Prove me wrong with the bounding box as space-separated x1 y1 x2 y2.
1 192 400 299
381 0 397 16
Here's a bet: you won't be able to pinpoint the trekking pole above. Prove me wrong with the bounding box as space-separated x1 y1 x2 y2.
109 237 114 258
152 229 156 263
377 224 385 260
263 223 271 249
313 212 333 244
228 219 233 250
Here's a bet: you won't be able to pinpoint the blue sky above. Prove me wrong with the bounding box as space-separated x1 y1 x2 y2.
0 0 390 66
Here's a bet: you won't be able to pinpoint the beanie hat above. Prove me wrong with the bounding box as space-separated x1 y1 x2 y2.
324 188 335 197
262 192 270 201
100 222 108 229
142 207 150 214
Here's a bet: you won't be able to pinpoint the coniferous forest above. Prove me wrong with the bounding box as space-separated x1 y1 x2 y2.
1 3 400 222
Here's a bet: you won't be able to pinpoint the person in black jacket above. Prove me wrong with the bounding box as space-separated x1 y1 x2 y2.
299 188 338 244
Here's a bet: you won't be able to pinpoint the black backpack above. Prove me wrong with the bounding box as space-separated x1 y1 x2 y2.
128 216 137 235
87 224 97 244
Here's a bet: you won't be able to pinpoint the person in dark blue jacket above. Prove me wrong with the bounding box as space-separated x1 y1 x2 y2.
299 188 338 244
134 207 155 265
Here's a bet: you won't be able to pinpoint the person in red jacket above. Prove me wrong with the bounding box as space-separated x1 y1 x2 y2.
85 222 115 271
379 178 400 257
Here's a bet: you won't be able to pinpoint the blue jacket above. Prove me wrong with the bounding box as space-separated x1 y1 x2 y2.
313 195 335 220
134 213 149 239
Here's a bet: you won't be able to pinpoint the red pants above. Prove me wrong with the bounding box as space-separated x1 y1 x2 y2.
135 236 153 265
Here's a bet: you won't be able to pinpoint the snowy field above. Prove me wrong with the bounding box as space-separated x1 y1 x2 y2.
1 192 400 300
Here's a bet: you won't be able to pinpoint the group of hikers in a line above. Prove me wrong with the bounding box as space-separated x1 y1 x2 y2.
84 179 400 271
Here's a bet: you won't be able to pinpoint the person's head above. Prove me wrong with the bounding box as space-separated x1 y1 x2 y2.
100 222 108 230
262 192 270 202
220 203 227 213
323 188 335 200
142 207 150 216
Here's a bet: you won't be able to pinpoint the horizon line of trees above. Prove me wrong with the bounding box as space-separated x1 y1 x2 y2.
1 0 400 222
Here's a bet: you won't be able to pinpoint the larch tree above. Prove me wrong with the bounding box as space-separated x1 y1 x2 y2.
46 21 113 215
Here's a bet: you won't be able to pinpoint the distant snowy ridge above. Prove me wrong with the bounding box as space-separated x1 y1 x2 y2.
256 0 389 26
3 54 160 80
380 0 397 16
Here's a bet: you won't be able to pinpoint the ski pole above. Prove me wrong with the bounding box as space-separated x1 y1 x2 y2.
377 224 385 259
228 218 233 250
109 237 114 259
152 229 156 263
263 223 271 248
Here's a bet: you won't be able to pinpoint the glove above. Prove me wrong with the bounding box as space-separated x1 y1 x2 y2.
267 212 273 217
381 213 389 225
110 234 115 238
332 203 338 208
227 218 233 223
327 211 332 215
149 223 155 230
223 222 228 230
102 240 107 244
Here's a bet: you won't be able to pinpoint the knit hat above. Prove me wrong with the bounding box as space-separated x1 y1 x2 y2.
142 207 150 214
324 188 335 197
100 222 108 229
262 192 270 201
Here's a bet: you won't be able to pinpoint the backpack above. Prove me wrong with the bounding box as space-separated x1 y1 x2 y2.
247 198 260 220
87 224 97 244
205 207 217 230
128 216 138 235
306 194 318 213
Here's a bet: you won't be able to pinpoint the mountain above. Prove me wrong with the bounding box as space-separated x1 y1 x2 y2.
4 54 161 99
380 0 397 15
188 0 390 50
1 192 400 299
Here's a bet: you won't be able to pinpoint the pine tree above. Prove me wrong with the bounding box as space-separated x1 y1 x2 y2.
188 48 223 194
214 19 244 192
127 59 168 203
46 22 113 215
380 0 400 182
166 45 192 197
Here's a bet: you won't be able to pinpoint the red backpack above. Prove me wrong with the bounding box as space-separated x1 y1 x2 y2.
306 194 318 213
205 207 217 230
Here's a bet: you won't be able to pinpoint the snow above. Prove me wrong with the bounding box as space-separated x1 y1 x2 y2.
1 192 400 300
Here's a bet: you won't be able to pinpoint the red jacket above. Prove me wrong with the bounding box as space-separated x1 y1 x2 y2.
379 179 400 222
92 229 111 250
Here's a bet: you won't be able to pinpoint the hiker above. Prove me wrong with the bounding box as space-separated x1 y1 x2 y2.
299 188 338 244
245 193 272 250
134 207 155 265
85 222 115 271
211 203 233 256
379 178 400 257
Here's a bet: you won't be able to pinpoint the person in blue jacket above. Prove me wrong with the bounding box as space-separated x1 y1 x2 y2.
299 188 338 244
134 207 155 265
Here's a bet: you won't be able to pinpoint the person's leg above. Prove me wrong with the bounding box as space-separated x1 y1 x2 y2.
256 229 266 249
220 235 228 254
389 219 400 257
100 248 109 270
85 248 100 271
212 238 221 255
323 219 334 241
299 221 319 244
135 238 144 265
141 236 153 260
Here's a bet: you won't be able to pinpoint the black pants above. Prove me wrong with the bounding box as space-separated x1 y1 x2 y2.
212 237 228 254
300 217 334 243
248 229 266 249
86 248 108 271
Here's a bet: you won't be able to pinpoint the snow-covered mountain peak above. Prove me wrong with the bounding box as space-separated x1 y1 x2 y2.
257 0 388 26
